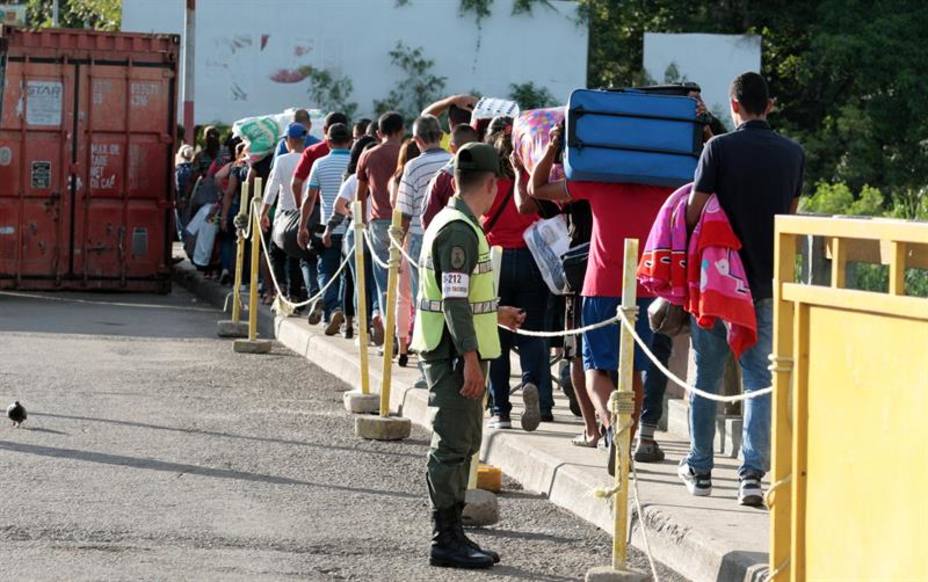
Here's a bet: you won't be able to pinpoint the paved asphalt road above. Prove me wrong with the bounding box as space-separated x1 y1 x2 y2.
0 289 686 581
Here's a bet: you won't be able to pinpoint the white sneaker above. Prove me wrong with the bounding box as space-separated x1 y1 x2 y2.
489 415 512 429
677 461 712 496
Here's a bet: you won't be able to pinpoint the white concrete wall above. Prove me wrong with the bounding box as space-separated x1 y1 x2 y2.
122 0 587 125
643 32 762 130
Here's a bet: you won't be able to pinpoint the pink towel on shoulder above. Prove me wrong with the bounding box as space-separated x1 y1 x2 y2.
638 183 757 357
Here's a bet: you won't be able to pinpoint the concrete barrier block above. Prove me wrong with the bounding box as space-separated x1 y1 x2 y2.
355 415 411 441
585 566 649 582
233 339 273 354
462 488 498 526
217 320 249 338
343 390 380 414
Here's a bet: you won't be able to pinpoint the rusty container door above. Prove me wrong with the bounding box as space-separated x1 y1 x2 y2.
74 58 176 291
0 41 75 287
0 27 178 292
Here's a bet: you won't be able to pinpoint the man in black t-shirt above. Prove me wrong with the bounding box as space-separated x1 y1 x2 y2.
679 72 805 507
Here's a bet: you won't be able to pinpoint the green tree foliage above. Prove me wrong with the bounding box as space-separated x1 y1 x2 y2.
26 0 121 30
578 0 928 201
801 182 884 216
508 82 557 110
300 67 358 120
374 42 447 122
801 181 927 296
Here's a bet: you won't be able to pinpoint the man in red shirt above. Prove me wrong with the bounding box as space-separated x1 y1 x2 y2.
529 125 671 476
355 111 405 344
420 124 479 231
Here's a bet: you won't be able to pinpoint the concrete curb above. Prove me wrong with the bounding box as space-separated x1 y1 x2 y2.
174 261 770 582
172 260 276 340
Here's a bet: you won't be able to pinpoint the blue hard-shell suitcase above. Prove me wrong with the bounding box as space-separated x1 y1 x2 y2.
565 88 702 187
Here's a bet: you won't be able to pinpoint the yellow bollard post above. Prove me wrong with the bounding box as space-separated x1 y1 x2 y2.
585 238 647 582
354 208 410 440
233 177 272 354
462 245 502 527
378 208 403 417
343 201 380 414
217 181 250 338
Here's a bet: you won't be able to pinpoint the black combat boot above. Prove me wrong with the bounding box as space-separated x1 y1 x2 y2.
454 502 500 563
430 507 494 569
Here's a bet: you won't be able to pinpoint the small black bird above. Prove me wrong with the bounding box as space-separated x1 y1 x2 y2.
7 401 26 427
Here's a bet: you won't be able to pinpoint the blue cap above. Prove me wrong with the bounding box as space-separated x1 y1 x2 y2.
287 122 308 139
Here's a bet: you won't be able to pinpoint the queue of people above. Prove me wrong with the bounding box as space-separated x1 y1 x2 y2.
175 70 804 569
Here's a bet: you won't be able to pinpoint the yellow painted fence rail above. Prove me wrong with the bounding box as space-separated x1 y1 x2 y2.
770 215 928 582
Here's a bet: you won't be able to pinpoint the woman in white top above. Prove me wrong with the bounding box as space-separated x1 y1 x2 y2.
387 139 421 366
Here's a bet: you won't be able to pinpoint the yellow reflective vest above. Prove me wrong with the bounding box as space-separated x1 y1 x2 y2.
410 206 501 360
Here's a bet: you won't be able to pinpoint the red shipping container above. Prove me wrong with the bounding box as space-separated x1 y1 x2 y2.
0 26 179 292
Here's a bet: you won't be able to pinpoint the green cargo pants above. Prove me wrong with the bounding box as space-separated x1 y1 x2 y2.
424 356 486 511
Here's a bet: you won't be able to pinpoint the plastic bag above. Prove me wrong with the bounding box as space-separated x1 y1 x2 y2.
523 214 570 295
189 205 219 267
513 107 565 182
232 107 324 161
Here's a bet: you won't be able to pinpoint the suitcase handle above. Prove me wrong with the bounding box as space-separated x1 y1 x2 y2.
603 83 702 95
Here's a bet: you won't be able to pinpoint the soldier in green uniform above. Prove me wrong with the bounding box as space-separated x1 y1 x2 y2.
411 142 525 569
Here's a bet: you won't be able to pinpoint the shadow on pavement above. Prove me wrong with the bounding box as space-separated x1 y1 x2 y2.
475 527 575 544
487 564 579 581
0 440 418 500
32 411 422 460
0 291 220 340
21 427 68 436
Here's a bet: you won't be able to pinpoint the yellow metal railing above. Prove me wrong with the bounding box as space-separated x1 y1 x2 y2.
770 215 928 581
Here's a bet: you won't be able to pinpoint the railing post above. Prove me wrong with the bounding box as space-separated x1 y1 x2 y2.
354 209 410 440
613 238 639 571
769 225 797 580
217 180 250 338
231 180 249 322
379 209 403 417
586 238 646 580
354 202 371 395
233 177 271 354
247 179 262 341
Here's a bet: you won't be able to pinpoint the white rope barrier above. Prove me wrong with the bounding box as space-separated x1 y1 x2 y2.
499 314 621 337
616 308 774 403
236 194 255 241
631 463 660 582
381 221 777 404
251 200 356 312
362 228 391 270
765 559 790 582
389 230 420 271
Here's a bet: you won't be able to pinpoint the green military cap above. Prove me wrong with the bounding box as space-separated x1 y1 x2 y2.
454 142 502 176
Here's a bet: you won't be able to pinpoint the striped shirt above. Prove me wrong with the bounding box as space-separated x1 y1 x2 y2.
396 148 452 236
307 149 350 235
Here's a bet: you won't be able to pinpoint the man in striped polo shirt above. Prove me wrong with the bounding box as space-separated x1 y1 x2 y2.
299 123 353 335
396 115 453 311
